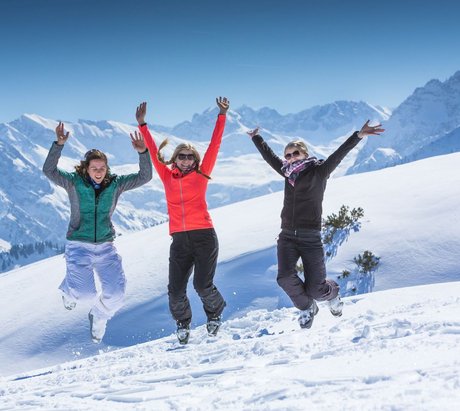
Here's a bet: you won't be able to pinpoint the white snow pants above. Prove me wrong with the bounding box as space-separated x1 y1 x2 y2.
59 240 126 320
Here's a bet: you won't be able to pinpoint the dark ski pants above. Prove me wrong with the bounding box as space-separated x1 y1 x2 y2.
277 229 339 311
168 228 226 324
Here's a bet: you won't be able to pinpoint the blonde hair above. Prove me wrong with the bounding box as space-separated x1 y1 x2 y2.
157 139 210 179
284 140 309 157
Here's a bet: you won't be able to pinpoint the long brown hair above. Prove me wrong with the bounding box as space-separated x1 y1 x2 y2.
157 139 211 179
75 149 112 185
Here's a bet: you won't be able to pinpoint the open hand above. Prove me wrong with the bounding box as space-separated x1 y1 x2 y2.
247 127 260 138
55 122 70 145
216 96 230 114
130 130 147 153
357 120 385 139
136 102 147 125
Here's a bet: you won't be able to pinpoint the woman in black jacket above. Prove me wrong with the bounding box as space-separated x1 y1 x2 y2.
248 121 384 329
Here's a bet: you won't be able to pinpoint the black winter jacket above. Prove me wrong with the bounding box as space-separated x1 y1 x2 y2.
252 132 362 231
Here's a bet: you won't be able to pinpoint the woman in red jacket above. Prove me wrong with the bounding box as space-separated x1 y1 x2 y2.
136 97 229 344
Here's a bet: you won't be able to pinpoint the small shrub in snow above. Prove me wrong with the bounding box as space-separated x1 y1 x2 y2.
354 250 380 274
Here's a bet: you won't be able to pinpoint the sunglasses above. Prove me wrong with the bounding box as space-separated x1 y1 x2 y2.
284 150 301 160
177 153 196 161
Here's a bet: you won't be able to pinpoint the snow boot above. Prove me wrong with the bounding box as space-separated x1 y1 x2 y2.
206 316 222 337
176 321 191 345
62 293 76 310
298 300 319 329
88 311 107 344
329 295 343 317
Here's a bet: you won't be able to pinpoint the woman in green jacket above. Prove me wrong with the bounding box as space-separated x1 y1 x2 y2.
42 122 152 343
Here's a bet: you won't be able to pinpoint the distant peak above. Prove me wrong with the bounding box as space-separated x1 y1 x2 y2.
19 113 58 129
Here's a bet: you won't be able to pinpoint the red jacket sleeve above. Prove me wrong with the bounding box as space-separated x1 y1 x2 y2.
200 114 226 176
138 124 169 181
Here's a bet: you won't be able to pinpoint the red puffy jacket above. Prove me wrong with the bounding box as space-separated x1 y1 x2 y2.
139 114 226 234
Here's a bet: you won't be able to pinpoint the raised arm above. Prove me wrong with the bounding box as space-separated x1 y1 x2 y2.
42 122 75 188
115 131 153 192
200 97 229 176
248 127 284 177
136 101 168 181
321 120 385 178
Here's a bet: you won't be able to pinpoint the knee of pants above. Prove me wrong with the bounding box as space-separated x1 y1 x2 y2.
72 288 98 301
276 270 297 289
193 277 214 296
103 285 126 302
168 283 187 298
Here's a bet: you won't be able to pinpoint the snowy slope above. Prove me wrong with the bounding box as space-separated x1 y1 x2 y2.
0 151 459 381
1 282 459 410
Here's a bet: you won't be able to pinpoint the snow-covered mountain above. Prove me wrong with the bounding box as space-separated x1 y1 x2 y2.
172 101 390 146
3 68 460 272
350 70 460 174
1 151 459 378
0 101 387 271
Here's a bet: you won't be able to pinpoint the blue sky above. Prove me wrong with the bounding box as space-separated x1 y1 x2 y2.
1 0 459 126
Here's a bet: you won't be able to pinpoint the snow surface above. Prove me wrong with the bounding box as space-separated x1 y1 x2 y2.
0 152 459 410
1 283 459 410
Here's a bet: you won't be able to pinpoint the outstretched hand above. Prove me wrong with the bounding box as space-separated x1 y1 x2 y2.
136 102 147 125
55 122 70 145
130 130 147 153
247 127 260 138
216 96 230 115
358 120 385 139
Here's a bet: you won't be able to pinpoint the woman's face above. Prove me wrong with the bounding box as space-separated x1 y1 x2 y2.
87 159 108 184
175 150 196 172
284 147 307 164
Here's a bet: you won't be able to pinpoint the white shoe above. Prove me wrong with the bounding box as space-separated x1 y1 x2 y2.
298 300 319 329
62 293 76 310
88 312 107 343
329 296 343 317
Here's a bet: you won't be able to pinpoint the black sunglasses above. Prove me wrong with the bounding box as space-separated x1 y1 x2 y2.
284 150 301 160
177 153 196 161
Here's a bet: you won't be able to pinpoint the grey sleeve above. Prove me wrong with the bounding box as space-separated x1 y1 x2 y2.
115 150 153 192
42 142 75 189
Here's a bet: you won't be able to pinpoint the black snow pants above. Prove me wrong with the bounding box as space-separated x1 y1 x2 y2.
168 228 226 324
277 229 339 310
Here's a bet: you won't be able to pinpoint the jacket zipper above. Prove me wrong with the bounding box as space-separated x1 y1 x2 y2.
179 178 186 231
292 185 296 232
94 195 99 242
